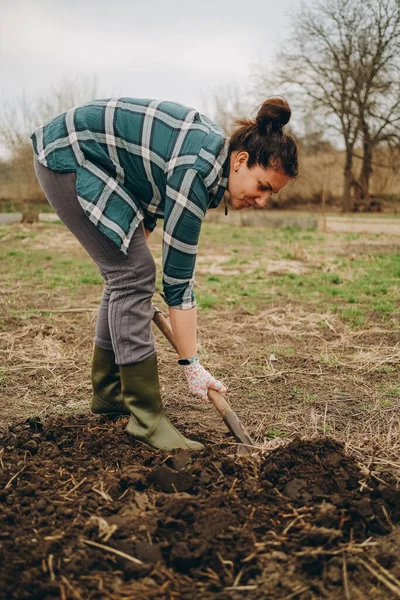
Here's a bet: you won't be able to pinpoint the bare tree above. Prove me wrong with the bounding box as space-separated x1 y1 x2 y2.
274 0 362 211
352 0 400 204
203 82 252 134
0 76 99 157
0 77 99 218
257 0 400 212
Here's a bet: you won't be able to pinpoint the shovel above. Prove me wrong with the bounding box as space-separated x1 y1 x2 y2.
152 305 255 448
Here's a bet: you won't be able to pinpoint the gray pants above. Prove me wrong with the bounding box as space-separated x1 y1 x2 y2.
34 157 156 365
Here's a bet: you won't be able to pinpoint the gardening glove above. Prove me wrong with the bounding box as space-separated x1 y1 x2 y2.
179 355 227 402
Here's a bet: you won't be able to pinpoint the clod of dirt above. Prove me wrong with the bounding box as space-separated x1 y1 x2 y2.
169 449 193 470
135 540 163 564
284 477 307 499
149 465 194 492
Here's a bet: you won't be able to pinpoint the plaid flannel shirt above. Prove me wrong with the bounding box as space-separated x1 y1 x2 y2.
31 97 230 309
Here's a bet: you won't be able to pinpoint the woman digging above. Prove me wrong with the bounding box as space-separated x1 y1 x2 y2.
31 96 298 452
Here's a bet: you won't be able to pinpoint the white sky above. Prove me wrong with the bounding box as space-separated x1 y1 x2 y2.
1 0 301 113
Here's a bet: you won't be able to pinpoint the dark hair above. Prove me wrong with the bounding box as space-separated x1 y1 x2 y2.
230 98 298 178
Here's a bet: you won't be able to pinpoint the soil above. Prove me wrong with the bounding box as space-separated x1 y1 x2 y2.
1 223 400 599
1 414 400 600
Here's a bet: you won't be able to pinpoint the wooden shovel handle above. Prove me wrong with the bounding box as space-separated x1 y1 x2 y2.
152 306 232 410
152 305 255 447
152 306 179 352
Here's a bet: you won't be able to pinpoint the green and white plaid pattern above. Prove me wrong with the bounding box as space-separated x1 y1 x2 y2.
31 98 230 309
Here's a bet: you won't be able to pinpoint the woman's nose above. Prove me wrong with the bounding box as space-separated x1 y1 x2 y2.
254 192 270 208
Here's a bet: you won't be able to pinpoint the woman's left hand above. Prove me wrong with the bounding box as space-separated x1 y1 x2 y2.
182 357 227 402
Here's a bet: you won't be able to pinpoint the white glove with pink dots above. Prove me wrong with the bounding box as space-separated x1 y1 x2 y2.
179 355 227 402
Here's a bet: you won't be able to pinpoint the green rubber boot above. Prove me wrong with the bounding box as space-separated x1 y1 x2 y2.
120 355 205 452
91 345 130 416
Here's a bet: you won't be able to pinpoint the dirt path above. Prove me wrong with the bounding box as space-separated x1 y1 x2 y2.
205 211 400 235
1 211 399 235
320 215 400 235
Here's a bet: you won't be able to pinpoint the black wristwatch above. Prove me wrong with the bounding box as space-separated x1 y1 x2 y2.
178 354 199 366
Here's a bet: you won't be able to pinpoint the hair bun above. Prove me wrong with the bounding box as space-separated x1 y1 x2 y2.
256 97 291 133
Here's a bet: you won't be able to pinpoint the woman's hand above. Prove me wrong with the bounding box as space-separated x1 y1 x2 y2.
169 307 226 400
182 357 227 402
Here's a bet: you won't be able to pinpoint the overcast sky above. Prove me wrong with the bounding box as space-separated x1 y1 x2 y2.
1 0 301 115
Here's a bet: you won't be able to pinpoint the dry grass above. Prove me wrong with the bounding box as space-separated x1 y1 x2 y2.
0 316 94 419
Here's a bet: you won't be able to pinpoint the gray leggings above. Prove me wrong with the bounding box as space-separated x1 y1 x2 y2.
34 157 156 365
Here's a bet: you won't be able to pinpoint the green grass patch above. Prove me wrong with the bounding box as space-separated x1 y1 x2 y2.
195 224 400 327
197 293 218 310
270 346 296 358
266 428 285 439
388 388 400 396
1 222 399 330
292 387 318 403
0 246 102 294
376 365 395 374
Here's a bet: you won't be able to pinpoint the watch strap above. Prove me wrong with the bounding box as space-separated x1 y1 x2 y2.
178 354 199 366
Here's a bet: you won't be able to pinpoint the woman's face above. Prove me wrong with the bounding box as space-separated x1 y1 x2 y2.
227 151 291 210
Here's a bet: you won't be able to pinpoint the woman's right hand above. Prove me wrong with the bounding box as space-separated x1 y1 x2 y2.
181 357 227 402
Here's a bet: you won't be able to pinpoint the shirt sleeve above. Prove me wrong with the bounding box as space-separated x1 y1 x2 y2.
162 168 209 310
143 213 158 232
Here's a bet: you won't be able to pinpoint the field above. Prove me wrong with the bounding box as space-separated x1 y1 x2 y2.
0 220 400 599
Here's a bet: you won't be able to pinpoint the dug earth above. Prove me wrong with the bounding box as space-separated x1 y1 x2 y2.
1 414 400 599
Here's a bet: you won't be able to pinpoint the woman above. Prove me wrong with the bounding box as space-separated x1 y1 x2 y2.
31 96 298 452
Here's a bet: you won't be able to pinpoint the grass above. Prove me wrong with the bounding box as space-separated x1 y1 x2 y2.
266 428 285 439
1 222 399 327
388 388 400 396
195 224 400 326
0 244 102 296
270 346 296 358
292 387 318 404
197 294 219 310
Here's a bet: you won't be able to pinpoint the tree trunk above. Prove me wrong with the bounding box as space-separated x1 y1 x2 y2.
359 135 373 204
342 149 354 212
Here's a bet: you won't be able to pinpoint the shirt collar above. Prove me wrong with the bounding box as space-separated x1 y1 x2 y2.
207 149 230 209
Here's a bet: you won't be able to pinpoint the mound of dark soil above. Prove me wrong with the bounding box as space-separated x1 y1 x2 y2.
1 415 400 599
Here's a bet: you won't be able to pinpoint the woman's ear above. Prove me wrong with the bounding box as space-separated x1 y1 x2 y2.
234 151 249 171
